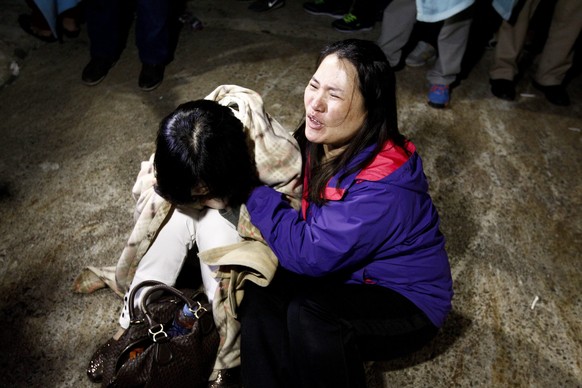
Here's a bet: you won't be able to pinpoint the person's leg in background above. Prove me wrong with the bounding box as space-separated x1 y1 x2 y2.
376 0 417 69
135 0 175 91
489 0 540 100
404 21 441 68
82 0 135 85
532 0 582 106
426 5 474 108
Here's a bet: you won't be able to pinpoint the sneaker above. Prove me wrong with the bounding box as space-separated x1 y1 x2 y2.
82 58 116 86
427 84 449 109
405 41 436 67
138 64 165 91
248 0 285 12
303 0 346 18
332 13 373 32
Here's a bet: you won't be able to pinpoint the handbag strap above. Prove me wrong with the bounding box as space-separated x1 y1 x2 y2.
138 283 208 343
127 280 171 324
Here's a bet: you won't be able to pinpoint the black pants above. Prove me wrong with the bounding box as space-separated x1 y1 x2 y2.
84 0 182 65
239 270 438 388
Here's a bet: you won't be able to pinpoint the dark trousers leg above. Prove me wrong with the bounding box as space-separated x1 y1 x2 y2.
85 0 135 61
239 270 438 388
135 0 173 65
240 275 295 388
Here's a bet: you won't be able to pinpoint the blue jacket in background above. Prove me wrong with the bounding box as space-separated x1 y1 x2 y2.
416 0 517 22
246 141 453 328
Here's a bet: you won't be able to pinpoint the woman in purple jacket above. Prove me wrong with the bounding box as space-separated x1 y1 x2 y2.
239 39 453 388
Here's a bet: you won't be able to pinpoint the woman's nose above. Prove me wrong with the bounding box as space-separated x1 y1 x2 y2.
310 94 324 112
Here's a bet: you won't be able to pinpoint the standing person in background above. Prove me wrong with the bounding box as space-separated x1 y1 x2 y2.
377 0 474 108
18 0 81 42
239 39 453 388
489 0 582 106
81 0 182 91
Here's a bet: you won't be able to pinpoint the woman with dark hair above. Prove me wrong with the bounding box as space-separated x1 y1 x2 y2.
123 100 258 327
87 99 260 387
239 39 453 387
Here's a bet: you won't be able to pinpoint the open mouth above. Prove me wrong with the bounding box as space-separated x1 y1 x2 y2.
307 114 323 128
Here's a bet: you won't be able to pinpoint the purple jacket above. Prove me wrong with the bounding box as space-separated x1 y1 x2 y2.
246 141 453 328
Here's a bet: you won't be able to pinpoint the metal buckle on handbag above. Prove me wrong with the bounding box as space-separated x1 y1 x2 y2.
148 324 169 342
188 301 207 319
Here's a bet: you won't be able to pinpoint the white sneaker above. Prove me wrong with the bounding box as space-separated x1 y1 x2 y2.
405 41 436 67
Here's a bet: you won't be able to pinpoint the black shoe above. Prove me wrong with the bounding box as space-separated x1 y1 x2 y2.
138 64 165 91
490 78 515 101
248 0 285 12
532 81 570 106
82 58 116 86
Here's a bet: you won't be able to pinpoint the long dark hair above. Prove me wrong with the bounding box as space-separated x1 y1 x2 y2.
295 39 408 206
154 99 257 207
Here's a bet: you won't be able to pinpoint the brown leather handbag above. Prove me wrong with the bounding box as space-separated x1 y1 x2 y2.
101 280 219 387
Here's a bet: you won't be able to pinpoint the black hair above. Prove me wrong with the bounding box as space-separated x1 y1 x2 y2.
154 99 258 207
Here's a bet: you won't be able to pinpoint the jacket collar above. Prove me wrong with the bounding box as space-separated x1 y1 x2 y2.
301 141 415 218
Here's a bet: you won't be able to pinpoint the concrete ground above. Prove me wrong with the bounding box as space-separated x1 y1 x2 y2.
0 0 581 387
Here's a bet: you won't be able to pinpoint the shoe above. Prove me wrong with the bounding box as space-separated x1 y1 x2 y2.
532 80 570 106
489 78 515 101
208 367 242 388
82 58 116 86
303 0 346 18
427 84 449 109
87 338 116 383
139 64 165 91
332 13 373 32
405 41 436 67
248 0 285 12
18 14 57 43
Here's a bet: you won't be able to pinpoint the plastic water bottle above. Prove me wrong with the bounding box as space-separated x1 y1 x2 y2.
167 303 197 337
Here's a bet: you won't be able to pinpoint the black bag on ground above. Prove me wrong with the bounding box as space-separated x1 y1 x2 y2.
101 280 219 387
